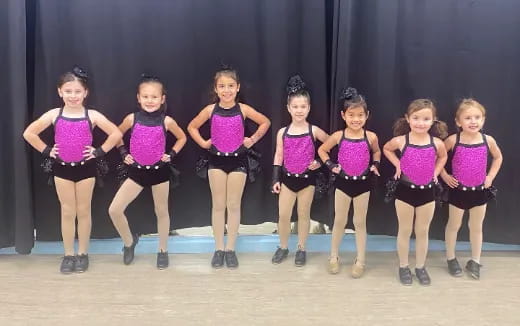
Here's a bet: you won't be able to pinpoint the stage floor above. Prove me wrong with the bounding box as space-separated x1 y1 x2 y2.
2 232 519 255
1 251 519 325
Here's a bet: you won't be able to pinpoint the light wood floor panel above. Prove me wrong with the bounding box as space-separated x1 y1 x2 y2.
0 252 519 325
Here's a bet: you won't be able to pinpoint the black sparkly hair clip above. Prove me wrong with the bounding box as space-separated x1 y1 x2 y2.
72 65 88 80
218 63 234 72
339 87 358 101
286 75 306 95
140 73 160 82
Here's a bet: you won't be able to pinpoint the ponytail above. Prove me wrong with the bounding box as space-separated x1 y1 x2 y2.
392 117 410 136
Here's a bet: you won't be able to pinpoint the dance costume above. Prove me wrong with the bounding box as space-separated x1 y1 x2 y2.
448 133 490 210
281 124 316 193
208 103 247 174
127 110 170 187
334 130 373 198
53 108 96 182
395 134 436 207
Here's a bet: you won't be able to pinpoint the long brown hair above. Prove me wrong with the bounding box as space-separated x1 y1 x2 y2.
393 99 448 139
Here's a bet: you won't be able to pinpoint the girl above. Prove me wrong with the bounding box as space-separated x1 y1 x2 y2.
271 75 328 266
383 99 447 286
188 66 270 269
108 75 187 270
440 99 502 279
23 66 122 274
318 87 381 278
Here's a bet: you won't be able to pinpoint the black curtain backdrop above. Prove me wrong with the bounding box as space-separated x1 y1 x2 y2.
330 0 520 244
1 0 518 249
0 0 34 253
30 0 330 240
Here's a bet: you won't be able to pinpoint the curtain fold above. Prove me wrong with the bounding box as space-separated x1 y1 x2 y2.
0 0 34 252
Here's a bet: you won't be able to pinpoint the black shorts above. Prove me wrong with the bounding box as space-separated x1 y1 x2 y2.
448 188 489 210
128 165 170 187
335 177 371 198
208 154 247 174
395 183 434 207
281 173 316 193
53 160 96 182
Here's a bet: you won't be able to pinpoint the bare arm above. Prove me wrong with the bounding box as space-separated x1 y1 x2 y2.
116 114 134 147
89 110 123 153
433 137 448 181
271 128 285 193
241 104 271 147
187 105 212 149
22 109 59 154
367 131 382 175
318 131 342 174
367 131 382 162
304 126 328 170
439 134 458 187
272 128 285 166
317 130 341 163
443 134 456 153
485 135 503 187
115 114 136 164
165 116 187 154
383 136 404 179
313 126 329 144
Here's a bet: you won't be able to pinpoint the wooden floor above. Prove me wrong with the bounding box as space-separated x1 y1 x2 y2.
1 251 519 326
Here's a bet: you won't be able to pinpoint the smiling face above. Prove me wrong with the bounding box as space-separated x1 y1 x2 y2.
137 82 165 113
406 108 434 134
58 80 88 109
287 95 310 123
342 105 368 131
214 75 240 104
456 105 485 134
